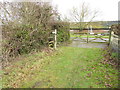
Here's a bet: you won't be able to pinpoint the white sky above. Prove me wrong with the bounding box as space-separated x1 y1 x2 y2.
52 0 119 21
0 0 119 21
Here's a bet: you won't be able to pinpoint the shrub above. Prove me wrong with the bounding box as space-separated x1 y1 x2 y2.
1 2 70 64
51 21 70 43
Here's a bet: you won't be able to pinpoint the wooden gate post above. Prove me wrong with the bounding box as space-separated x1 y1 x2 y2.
108 27 112 45
54 29 57 49
52 29 57 49
87 31 89 43
87 25 89 43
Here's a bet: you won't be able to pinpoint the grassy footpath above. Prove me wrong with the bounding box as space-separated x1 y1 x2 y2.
2 47 118 88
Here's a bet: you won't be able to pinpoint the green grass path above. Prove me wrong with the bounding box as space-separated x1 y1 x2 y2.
3 47 118 88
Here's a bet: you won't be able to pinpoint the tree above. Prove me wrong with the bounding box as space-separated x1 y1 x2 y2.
70 2 99 31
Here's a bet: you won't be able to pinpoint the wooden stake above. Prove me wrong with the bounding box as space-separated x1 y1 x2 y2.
87 25 89 43
108 27 112 45
54 29 57 49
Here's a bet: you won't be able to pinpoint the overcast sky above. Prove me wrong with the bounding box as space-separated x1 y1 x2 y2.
0 0 119 21
52 0 119 21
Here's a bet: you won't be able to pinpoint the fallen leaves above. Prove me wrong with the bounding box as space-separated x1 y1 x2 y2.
104 82 112 88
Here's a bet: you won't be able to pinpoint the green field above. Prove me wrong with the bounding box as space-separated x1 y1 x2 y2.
70 21 117 29
2 47 118 88
70 22 105 29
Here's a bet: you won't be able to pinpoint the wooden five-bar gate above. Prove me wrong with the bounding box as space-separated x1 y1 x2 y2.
70 28 111 43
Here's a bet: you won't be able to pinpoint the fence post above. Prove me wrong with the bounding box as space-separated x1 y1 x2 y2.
54 29 57 49
52 29 57 49
87 25 89 43
108 27 112 45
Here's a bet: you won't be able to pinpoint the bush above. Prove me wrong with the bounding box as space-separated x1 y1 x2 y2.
1 2 70 63
2 24 51 60
51 21 70 43
111 24 120 35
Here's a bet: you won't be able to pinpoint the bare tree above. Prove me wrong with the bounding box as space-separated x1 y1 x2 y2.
70 2 99 31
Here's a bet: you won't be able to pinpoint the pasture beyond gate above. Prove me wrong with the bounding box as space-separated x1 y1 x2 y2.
70 28 111 43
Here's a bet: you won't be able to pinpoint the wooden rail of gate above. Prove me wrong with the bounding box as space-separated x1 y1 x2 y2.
71 29 110 43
